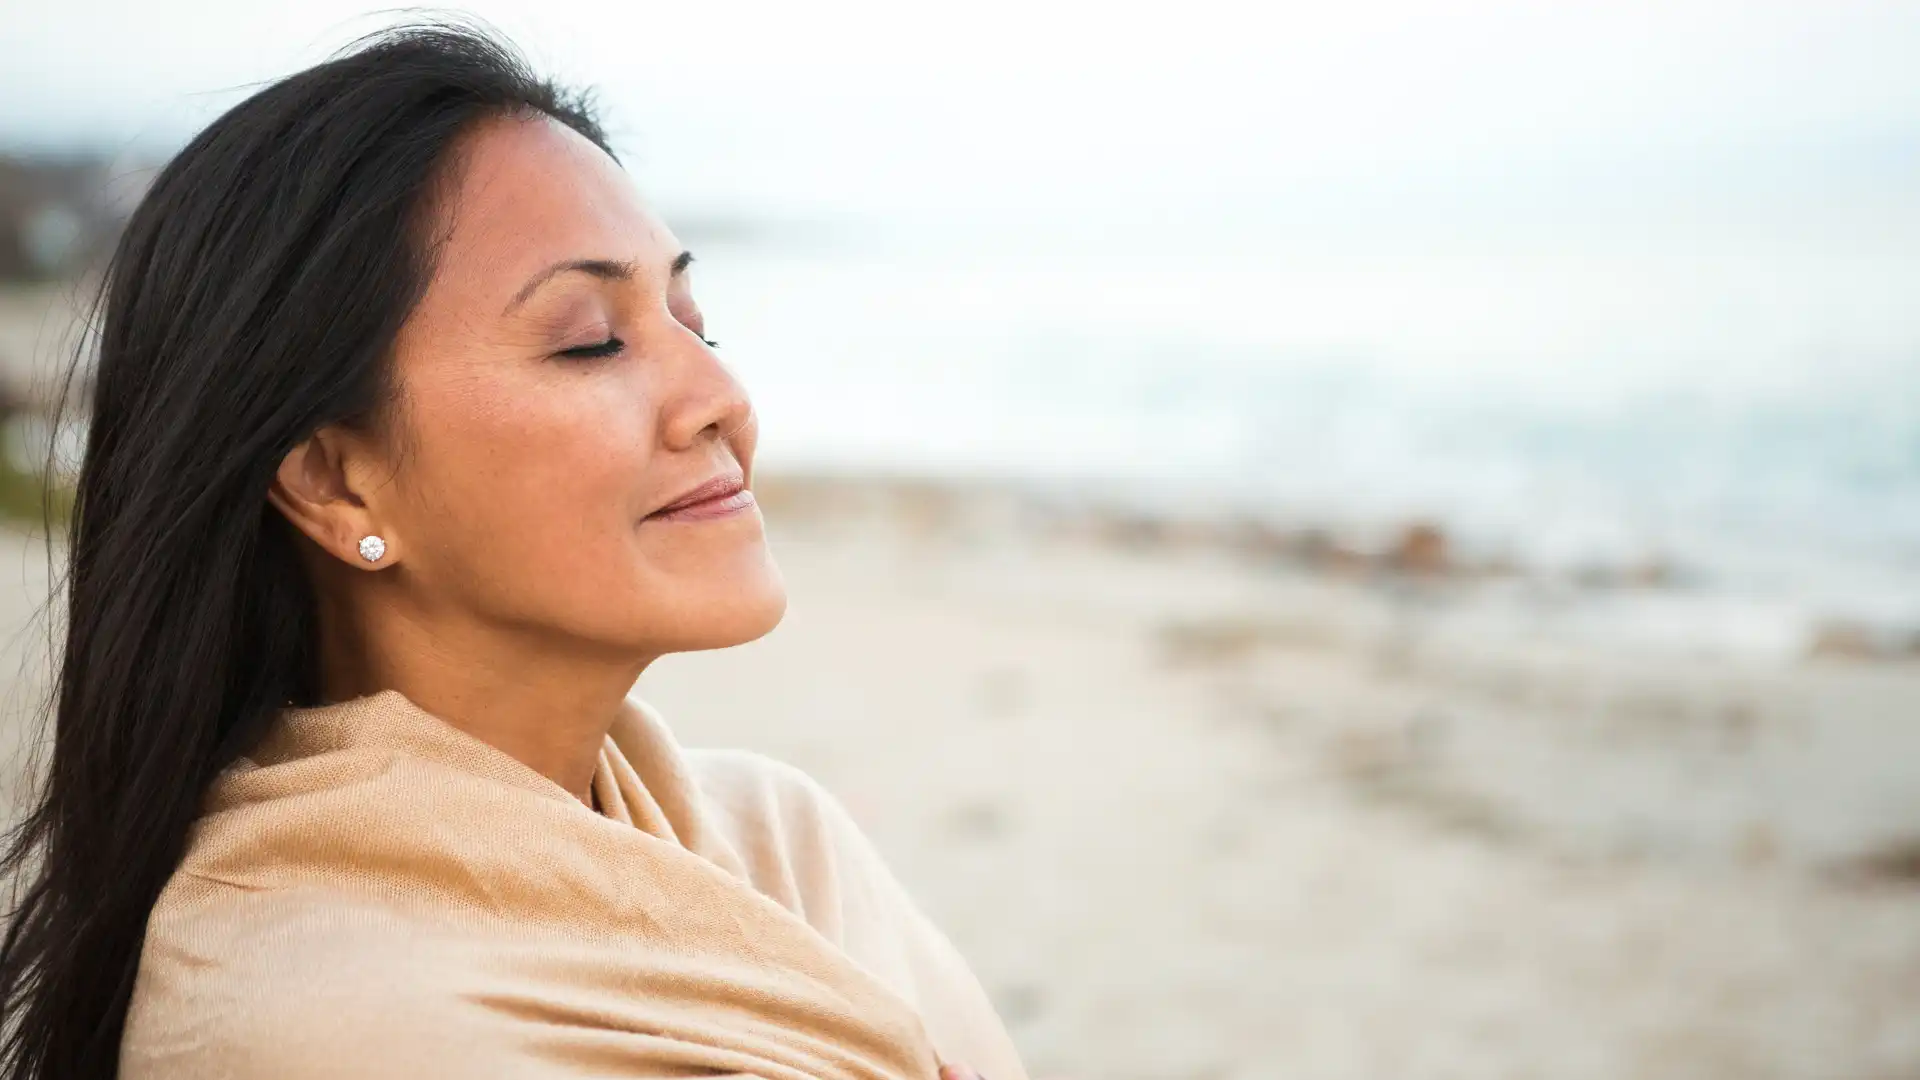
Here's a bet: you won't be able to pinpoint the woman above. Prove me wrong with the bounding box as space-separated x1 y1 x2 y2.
0 25 1028 1080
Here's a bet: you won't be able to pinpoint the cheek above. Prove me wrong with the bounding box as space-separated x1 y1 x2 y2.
400 367 654 577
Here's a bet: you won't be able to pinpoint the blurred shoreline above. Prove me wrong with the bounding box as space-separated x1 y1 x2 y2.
753 470 1920 667
737 469 1920 873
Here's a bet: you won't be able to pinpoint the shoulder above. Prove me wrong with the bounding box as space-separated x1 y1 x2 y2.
686 748 860 843
617 698 892 917
679 748 925 971
681 748 883 936
680 750 1030 1080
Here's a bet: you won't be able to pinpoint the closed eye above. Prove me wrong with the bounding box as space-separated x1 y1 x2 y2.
558 336 624 359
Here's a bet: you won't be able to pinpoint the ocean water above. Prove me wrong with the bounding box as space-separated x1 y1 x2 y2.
694 225 1920 653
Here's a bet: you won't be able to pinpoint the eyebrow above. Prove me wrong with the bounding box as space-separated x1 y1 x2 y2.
503 250 695 315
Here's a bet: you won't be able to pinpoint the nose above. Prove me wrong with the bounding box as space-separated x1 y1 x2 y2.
657 328 755 457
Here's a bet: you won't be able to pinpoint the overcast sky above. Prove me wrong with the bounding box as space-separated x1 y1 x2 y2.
5 1 1919 242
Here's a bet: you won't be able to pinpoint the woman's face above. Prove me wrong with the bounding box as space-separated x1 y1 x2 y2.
334 113 785 658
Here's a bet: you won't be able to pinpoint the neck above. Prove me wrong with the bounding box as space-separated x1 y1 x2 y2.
314 591 652 807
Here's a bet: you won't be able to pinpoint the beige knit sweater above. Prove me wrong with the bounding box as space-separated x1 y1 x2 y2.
120 689 1028 1080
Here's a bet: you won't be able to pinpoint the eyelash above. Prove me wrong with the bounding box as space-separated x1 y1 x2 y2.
556 333 719 360
559 336 625 359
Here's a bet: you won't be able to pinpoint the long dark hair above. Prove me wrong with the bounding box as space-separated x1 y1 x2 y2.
0 24 612 1077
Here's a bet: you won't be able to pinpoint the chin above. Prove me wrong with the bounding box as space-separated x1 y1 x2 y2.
659 564 788 654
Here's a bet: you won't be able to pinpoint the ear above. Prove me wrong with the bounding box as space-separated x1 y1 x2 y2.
266 427 398 569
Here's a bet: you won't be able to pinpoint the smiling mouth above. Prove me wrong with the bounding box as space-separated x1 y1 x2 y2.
645 474 755 523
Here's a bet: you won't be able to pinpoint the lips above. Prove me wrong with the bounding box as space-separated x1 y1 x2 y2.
646 473 755 522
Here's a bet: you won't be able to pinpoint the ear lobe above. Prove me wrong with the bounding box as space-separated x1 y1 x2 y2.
267 430 391 568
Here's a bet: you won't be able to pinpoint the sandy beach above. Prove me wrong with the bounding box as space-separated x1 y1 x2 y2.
1 476 1917 1079
640 479 1920 1079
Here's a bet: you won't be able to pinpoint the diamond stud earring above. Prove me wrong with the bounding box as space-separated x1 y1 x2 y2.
357 535 387 563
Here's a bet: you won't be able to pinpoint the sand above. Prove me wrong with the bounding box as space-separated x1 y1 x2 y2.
642 483 1920 1080
2 483 1917 1079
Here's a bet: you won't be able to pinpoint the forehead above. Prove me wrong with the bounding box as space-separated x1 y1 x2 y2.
424 115 678 305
